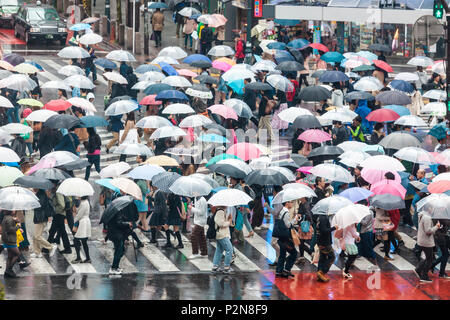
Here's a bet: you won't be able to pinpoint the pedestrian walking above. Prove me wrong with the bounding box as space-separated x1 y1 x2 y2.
430 219 449 279
316 213 339 282
200 23 214 56
275 201 298 278
1 210 22 278
106 114 124 154
47 189 72 254
84 127 101 180
148 184 168 244
71 196 91 264
84 44 98 85
118 112 139 162
414 211 440 282
151 8 165 47
212 206 234 273
188 196 208 259
135 179 150 232
162 193 185 249
31 189 57 258
339 223 360 279
107 206 133 275
183 17 197 50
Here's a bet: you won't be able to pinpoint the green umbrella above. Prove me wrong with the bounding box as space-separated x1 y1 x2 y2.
0 166 24 187
206 154 242 167
352 65 375 72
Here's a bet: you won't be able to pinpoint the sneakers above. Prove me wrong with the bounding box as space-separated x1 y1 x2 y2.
188 254 201 260
212 265 220 273
30 253 43 259
275 272 288 278
419 276 433 283
176 243 184 249
109 268 122 275
82 259 91 264
71 258 82 264
50 244 58 257
317 271 329 282
343 271 353 279
222 267 234 274
384 255 394 261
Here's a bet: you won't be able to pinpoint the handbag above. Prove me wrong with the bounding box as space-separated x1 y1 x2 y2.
272 212 290 239
150 32 155 41
16 227 24 247
291 228 300 247
300 220 310 233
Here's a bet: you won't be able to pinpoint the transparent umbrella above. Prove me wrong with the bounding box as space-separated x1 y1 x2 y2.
332 204 372 228
207 189 252 207
416 194 450 220
0 186 40 211
169 176 212 197
57 178 94 197
311 196 353 215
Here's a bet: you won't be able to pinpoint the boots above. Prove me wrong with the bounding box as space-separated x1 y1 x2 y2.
150 228 157 244
175 231 184 249
4 267 17 278
131 231 144 249
163 230 172 248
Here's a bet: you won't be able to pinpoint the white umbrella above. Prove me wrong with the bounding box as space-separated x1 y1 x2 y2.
208 45 235 57
162 75 192 87
222 68 255 82
105 100 139 116
282 182 316 194
190 173 220 189
422 90 446 101
359 155 405 171
0 96 14 108
431 61 446 75
66 97 97 112
0 166 23 187
337 141 368 152
223 99 253 118
26 109 58 122
113 143 155 156
57 177 94 197
207 189 253 207
394 72 419 82
151 56 179 65
179 7 201 17
277 107 312 123
158 46 187 60
103 71 128 84
150 126 187 139
332 204 372 228
136 115 172 129
432 172 450 182
106 50 136 62
41 80 72 91
259 39 276 53
251 60 277 72
0 186 40 211
353 76 383 91
64 75 95 89
127 164 165 181
0 129 12 145
273 187 316 204
416 194 450 220
0 146 20 162
13 63 39 74
249 156 271 170
393 147 435 165
162 103 195 114
139 71 166 82
338 150 371 168
169 176 212 197
266 74 293 92
41 151 79 166
179 114 213 128
310 163 355 183
79 33 103 45
1 123 33 135
0 74 37 91
132 81 155 90
321 109 356 123
185 87 213 99
394 115 428 127
58 65 85 76
110 177 142 200
100 162 131 178
422 102 446 116
311 195 354 215
270 166 296 182
57 46 90 59
407 56 434 67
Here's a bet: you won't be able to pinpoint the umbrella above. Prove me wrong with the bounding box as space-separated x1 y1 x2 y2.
226 142 262 161
249 156 271 170
106 50 136 62
100 162 131 178
309 43 329 52
223 99 253 119
0 166 24 187
0 61 14 71
208 159 252 179
290 154 312 167
162 75 192 87
153 56 180 66
208 45 235 57
275 61 305 72
198 134 229 144
369 194 405 210
13 63 39 74
95 178 121 193
206 154 241 167
183 54 212 64
17 98 42 108
204 123 227 136
94 58 117 69
416 194 450 220
44 114 81 129
297 85 331 102
266 74 294 92
113 143 154 156
319 71 349 83
244 81 273 91
82 16 100 23
338 150 371 168
388 80 414 94
0 146 20 163
169 176 212 197
359 155 405 171
373 60 393 73
274 50 295 64
100 195 137 225
382 105 411 117
394 72 419 82
3 53 25 66
321 52 344 63
57 178 94 197
407 56 434 67
298 129 331 143
40 151 79 167
57 46 90 59
356 51 378 61
179 114 213 128
366 109 400 122
360 167 400 185
135 64 161 74
339 187 374 203
189 60 212 68
41 80 72 91
195 74 219 85
136 115 172 129
145 155 179 167
267 42 287 50
308 146 344 161
344 90 374 101
375 91 411 105
353 76 383 91
80 116 109 128
1 123 33 135
337 141 367 152
293 115 322 130
428 124 448 140
252 60 277 73
103 72 128 84
110 177 142 200
332 204 371 228
286 38 309 49
13 175 54 190
150 126 187 139
179 6 201 17
185 86 213 99
105 100 139 116
207 189 253 207
422 102 446 116
0 74 37 91
164 147 201 157
368 43 391 52
177 69 198 77
312 196 353 215
43 99 72 112
158 46 187 60
64 75 95 89
30 168 71 180
58 159 90 171
427 180 450 194
140 95 163 106
0 129 12 145
379 132 421 150
222 68 255 82
155 89 189 101
393 147 435 164
310 163 354 183
0 187 40 211
143 83 173 95
433 172 450 182
370 180 407 199
151 172 181 192
245 168 290 186
148 2 168 9
0 96 13 109
127 164 165 181
70 23 91 31
278 107 312 123
272 187 316 204
208 104 238 120
106 95 133 107
320 109 356 123
422 90 446 101
162 103 195 115
58 65 85 76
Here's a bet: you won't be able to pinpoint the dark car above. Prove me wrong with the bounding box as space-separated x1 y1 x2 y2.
13 3 67 44
0 0 25 28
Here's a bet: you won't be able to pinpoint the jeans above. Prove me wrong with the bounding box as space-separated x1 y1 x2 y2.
276 239 297 273
318 245 335 274
242 211 252 233
6 105 19 123
431 236 449 276
85 64 97 81
25 142 33 155
85 154 101 180
112 237 125 269
184 33 193 48
47 214 71 251
357 232 376 259
154 31 162 46
212 237 233 268
417 246 434 278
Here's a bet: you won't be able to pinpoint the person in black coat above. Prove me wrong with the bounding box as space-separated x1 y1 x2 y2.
54 128 79 155
148 184 168 243
37 126 56 157
316 214 339 282
84 127 102 180
29 73 42 99
163 193 184 249
106 209 132 274
110 83 127 100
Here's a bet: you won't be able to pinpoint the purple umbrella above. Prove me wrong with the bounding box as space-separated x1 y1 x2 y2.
2 53 25 66
339 187 374 203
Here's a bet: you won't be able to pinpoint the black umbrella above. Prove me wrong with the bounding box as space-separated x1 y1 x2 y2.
311 69 327 79
291 154 313 167
245 168 289 186
190 60 212 68
375 91 411 105
100 195 136 225
271 160 299 171
3 53 25 66
285 47 304 64
297 85 331 101
30 168 71 180
293 115 322 130
275 61 305 72
58 159 90 171
106 95 133 107
368 43 391 52
14 176 54 190
44 114 81 129
345 90 375 102
369 194 405 210
151 172 181 192
194 74 219 85
308 146 344 158
378 132 421 150
208 163 249 179
245 82 273 91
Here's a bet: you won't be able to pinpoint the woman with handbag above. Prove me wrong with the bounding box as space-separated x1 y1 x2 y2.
183 17 197 51
339 223 360 279
275 201 299 278
373 207 395 261
71 196 91 264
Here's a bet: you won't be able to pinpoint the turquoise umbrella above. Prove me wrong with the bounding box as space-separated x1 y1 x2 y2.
227 79 244 96
199 134 230 144
320 51 344 63
95 179 121 193
287 38 310 49
383 105 411 117
267 42 287 50
206 154 241 167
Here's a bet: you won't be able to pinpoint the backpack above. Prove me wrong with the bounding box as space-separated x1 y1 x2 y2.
64 196 73 212
300 220 311 233
206 214 218 239
201 27 213 45
272 211 290 239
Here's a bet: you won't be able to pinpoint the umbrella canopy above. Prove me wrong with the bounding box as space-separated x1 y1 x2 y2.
185 84 213 99
353 76 383 91
373 59 393 72
100 161 131 178
422 102 446 116
69 23 91 31
29 168 71 180
57 46 90 59
339 187 373 203
275 61 305 72
375 91 411 105
113 143 155 156
158 46 188 60
338 150 371 168
433 172 450 182
17 98 42 108
382 104 411 117
407 56 433 67
43 99 72 112
416 194 450 220
58 65 85 76
388 80 414 94
2 53 25 66
368 43 391 52
369 194 405 210
266 74 294 92
319 71 349 83
308 146 344 159
0 186 40 211
297 85 331 101
360 155 405 171
94 58 117 69
41 80 72 91
44 114 81 129
370 180 407 199
100 196 136 225
106 50 136 62
198 134 229 144
321 51 344 63
2 123 33 135
298 129 331 143
208 45 234 57
80 115 109 128
189 60 212 68
422 89 445 101
351 64 375 72
169 176 212 197
139 71 166 82
162 103 195 115
293 115 322 129
0 74 37 91
309 43 329 52
344 90 374 101
58 159 90 171
223 99 253 119
0 146 20 163
310 163 354 183
13 176 53 190
207 189 253 207
140 95 163 106
136 115 172 128
207 104 238 120
127 164 165 181
156 89 189 101
208 159 252 179
151 171 181 192
320 109 357 123
183 54 212 64
179 6 201 17
105 100 139 116
394 72 419 82
312 196 353 215
64 75 95 89
206 154 241 167
13 63 39 74
393 147 435 164
0 166 24 187
244 81 273 91
245 168 290 186
82 16 100 23
278 107 312 123
379 132 421 150
145 155 179 166
57 178 94 197
41 151 79 167
428 180 450 194
162 75 192 88
226 142 262 161
103 71 128 84
150 126 187 139
366 109 400 122
195 74 220 85
360 168 400 185
110 177 142 200
332 204 371 228
177 69 198 77
272 187 316 204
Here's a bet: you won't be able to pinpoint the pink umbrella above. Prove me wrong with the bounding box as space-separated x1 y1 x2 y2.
370 180 406 199
298 129 331 143
431 152 450 166
345 60 363 69
226 142 262 161
26 158 56 175
177 69 198 77
140 95 162 106
212 60 232 72
297 166 313 174
207 104 238 120
361 167 401 184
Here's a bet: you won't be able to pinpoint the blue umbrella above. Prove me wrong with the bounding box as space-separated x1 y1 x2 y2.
274 19 300 26
382 105 411 117
389 80 414 94
227 79 244 96
1 162 20 167
183 54 212 64
94 58 117 69
428 124 447 140
339 187 374 203
135 64 161 73
318 71 349 83
190 13 201 20
70 23 91 31
143 83 173 95
155 90 189 101
274 50 295 64
267 42 287 50
212 186 228 193
356 50 378 62
80 116 109 128
25 61 44 71
198 134 229 144
321 51 344 63
95 179 121 193
127 165 165 181
287 38 310 49
158 61 178 76
148 2 168 9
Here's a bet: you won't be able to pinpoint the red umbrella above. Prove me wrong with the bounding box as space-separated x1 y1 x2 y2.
373 60 393 73
43 99 72 112
298 129 331 143
309 43 329 52
428 180 450 194
226 142 262 161
140 95 162 106
366 109 400 122
370 180 406 199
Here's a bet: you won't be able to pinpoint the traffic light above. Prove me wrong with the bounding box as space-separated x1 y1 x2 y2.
434 0 444 19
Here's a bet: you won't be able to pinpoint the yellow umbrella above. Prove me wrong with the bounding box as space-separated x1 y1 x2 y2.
17 98 43 108
145 155 179 166
13 63 40 74
109 177 142 200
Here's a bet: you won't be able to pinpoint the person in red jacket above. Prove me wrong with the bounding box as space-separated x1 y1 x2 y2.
234 35 245 63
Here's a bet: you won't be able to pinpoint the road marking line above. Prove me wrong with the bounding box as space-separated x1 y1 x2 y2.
94 241 138 273
373 246 415 270
62 251 98 274
179 232 213 271
29 257 57 274
209 241 260 271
